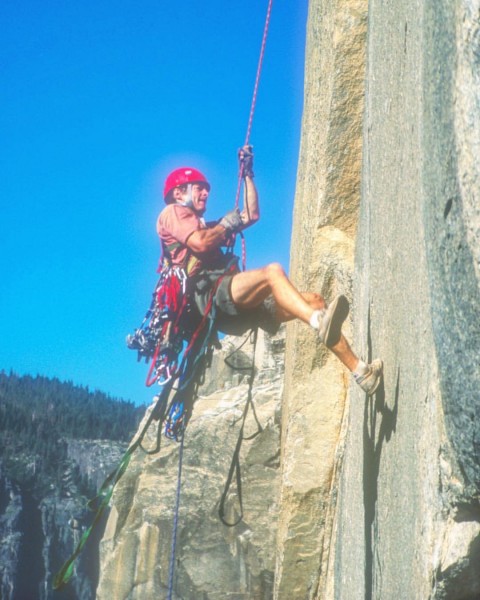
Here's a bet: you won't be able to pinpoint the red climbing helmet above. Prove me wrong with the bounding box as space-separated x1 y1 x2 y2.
163 167 211 203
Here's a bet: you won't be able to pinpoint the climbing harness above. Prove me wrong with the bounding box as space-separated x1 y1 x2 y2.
53 0 274 593
129 250 238 439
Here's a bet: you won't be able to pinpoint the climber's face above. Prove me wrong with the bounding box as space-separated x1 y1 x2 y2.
173 183 209 214
190 183 209 214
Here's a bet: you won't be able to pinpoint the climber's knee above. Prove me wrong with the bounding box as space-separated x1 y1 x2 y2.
263 262 287 285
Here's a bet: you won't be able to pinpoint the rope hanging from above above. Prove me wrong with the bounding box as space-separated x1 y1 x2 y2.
234 0 274 271
244 0 274 147
235 0 273 204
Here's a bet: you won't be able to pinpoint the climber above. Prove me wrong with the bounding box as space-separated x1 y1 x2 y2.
157 146 383 395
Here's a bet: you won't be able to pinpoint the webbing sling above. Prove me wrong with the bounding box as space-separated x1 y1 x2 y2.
218 327 262 527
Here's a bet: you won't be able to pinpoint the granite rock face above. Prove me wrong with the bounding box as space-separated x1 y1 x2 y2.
332 0 480 599
0 473 23 600
0 442 126 600
277 0 479 598
97 329 285 600
275 1 367 598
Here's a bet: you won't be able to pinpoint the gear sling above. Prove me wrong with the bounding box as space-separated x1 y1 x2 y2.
127 237 239 438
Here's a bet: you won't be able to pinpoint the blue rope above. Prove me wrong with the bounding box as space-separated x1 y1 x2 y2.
167 424 186 600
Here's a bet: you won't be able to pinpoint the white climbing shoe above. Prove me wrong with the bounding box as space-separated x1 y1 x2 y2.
317 295 350 347
354 359 383 395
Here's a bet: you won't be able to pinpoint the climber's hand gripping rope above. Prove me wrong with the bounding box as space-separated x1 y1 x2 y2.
238 144 254 178
219 208 244 233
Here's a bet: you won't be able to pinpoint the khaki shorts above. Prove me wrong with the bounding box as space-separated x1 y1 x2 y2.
190 267 280 336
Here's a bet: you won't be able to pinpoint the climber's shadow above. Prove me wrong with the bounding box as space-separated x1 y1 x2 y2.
363 308 399 600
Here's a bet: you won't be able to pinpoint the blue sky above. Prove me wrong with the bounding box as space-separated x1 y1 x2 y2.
1 0 308 406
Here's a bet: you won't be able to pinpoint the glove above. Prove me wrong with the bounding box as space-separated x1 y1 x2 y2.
238 144 254 178
219 208 244 232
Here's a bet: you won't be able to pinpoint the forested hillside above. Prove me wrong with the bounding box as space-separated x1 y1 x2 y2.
0 371 141 495
0 372 144 599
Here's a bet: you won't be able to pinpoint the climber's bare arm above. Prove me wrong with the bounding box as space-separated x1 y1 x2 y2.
239 175 259 228
186 226 228 253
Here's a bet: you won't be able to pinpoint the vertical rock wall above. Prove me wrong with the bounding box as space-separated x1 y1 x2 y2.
275 1 367 598
329 0 480 599
279 0 479 598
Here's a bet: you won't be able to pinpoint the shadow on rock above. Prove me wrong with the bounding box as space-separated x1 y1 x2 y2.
363 369 400 600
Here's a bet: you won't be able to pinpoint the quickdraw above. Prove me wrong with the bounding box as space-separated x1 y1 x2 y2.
127 262 189 389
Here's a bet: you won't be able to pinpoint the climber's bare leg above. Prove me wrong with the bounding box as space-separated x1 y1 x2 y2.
278 292 359 372
274 291 325 321
230 263 314 324
329 335 360 372
230 265 360 372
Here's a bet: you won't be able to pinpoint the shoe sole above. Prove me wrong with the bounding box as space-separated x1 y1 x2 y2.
367 378 381 395
324 295 349 347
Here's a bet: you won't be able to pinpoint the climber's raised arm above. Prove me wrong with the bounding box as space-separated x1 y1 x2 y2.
238 145 259 228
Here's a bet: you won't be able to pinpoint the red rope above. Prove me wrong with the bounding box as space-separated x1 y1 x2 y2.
244 0 274 149
234 0 274 270
146 342 162 387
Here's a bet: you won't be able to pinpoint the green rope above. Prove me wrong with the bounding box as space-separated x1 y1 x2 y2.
52 276 221 589
53 389 168 590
